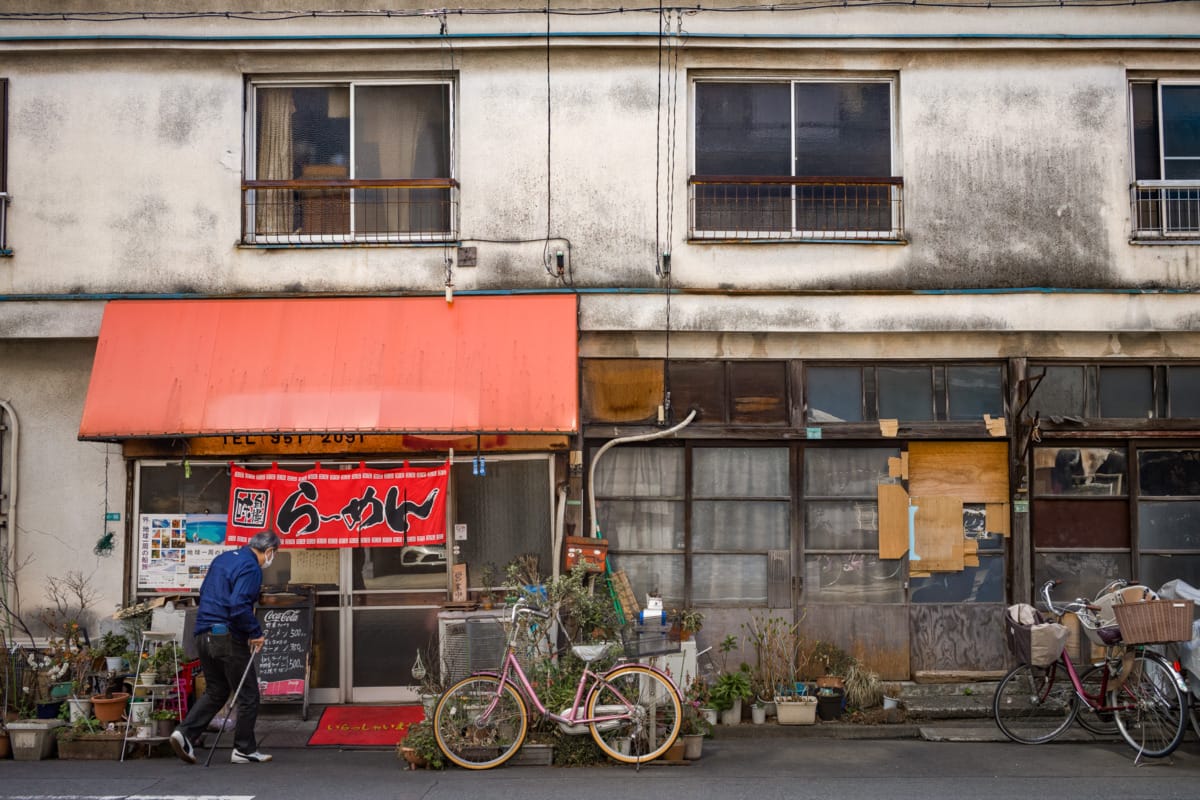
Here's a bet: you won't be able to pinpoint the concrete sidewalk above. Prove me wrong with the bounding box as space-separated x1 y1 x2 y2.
250 679 1018 749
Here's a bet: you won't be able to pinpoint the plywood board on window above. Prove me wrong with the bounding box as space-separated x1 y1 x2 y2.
877 483 910 559
911 605 1007 673
908 442 1008 504
911 495 964 573
985 502 1010 537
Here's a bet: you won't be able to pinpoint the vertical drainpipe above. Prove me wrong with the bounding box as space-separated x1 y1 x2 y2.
0 399 19 641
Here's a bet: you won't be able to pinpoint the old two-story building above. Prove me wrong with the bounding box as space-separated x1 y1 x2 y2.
2 1 1200 698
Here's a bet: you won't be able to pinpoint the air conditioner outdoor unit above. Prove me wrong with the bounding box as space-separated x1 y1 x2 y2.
438 610 507 684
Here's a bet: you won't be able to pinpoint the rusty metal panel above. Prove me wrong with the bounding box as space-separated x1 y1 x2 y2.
79 295 579 439
800 603 909 680
580 358 661 424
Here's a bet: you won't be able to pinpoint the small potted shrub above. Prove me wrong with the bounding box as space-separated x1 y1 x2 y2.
97 633 129 672
710 667 753 725
397 719 445 770
151 708 178 737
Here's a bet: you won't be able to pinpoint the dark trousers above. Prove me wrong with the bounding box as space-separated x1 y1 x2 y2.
176 631 260 754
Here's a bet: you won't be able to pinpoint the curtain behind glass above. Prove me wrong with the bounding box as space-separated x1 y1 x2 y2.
256 89 294 235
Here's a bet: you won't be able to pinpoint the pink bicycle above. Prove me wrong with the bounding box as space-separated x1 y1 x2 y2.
433 600 683 769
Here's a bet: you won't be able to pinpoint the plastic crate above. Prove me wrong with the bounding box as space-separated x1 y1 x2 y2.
1113 599 1195 644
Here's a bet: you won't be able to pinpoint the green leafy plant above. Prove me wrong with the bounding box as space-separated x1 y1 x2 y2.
672 607 704 636
150 708 178 721
97 632 129 659
710 667 753 712
398 719 445 769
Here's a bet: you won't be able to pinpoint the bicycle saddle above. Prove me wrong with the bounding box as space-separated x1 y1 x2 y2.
571 644 610 662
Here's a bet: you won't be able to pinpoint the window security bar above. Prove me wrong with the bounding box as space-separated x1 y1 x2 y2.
688 175 904 242
242 178 459 245
1131 181 1200 240
0 192 8 253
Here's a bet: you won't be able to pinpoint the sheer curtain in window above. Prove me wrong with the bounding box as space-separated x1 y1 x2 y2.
256 89 295 235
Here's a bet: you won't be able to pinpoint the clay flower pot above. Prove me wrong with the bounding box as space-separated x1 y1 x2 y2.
90 692 130 724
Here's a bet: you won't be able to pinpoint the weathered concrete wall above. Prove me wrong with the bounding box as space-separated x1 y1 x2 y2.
0 340 125 635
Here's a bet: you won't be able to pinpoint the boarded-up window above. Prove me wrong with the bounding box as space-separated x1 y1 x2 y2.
729 361 788 424
668 361 726 425
581 359 662 424
1032 500 1129 549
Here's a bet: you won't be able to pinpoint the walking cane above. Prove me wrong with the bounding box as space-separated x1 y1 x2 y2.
204 642 261 767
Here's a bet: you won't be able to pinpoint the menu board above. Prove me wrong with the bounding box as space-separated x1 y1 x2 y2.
254 588 314 719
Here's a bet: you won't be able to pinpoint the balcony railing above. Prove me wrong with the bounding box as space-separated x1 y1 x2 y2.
1131 181 1200 240
689 175 904 241
242 178 458 244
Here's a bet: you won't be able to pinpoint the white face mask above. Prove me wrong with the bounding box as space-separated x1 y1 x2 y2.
264 551 276 569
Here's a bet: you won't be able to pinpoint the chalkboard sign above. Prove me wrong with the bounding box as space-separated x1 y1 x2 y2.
254 586 314 720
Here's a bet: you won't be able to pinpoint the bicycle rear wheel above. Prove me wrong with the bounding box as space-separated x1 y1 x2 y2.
434 675 528 769
1075 663 1119 736
993 662 1079 744
1110 651 1187 759
588 664 682 764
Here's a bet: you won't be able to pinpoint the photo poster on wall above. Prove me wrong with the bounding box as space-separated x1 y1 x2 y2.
138 513 233 589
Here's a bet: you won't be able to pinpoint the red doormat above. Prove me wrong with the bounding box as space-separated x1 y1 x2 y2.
307 705 426 748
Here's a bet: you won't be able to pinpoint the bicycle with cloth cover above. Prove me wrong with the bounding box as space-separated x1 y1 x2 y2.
433 599 683 769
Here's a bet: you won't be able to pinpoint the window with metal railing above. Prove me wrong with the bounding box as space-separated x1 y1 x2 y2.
690 78 903 241
1130 79 1200 241
243 80 457 244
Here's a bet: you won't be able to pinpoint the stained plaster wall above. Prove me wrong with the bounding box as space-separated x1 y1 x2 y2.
0 340 125 636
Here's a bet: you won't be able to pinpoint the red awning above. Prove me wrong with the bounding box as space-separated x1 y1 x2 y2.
79 295 578 439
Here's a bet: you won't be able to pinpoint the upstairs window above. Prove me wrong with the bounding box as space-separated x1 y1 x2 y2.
244 80 456 244
1131 80 1200 239
690 78 902 241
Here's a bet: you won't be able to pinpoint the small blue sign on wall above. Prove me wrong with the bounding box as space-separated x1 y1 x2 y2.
104 512 121 521
806 427 823 439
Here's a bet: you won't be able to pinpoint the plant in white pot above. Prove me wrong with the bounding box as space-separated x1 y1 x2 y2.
710 667 752 725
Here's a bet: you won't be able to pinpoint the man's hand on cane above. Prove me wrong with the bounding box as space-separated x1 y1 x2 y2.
249 637 265 652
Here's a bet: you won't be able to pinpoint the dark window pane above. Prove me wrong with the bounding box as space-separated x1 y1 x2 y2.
804 447 898 496
138 464 231 514
947 365 1004 420
1131 82 1161 181
911 556 1004 603
807 366 863 422
729 361 788 424
668 361 726 425
1032 499 1130 548
805 500 878 550
1032 447 1127 497
1034 552 1131 607
1161 85 1200 161
1028 365 1085 418
1168 366 1200 417
1139 449 1200 496
877 366 933 421
695 82 790 175
794 82 891 177
1138 501 1200 549
1139 554 1200 592
352 607 436 686
1098 366 1153 418
803 554 905 603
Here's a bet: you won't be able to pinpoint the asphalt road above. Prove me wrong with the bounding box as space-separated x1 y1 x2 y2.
2 738 1198 800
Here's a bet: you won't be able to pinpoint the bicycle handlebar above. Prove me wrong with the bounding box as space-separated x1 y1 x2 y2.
1039 579 1100 617
510 599 551 624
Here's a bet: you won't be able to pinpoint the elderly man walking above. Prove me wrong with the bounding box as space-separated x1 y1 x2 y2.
170 531 281 765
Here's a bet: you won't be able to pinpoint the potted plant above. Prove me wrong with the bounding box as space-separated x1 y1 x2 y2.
882 682 902 711
397 719 445 770
710 667 752 725
151 708 178 737
97 632 129 673
56 716 127 760
152 642 186 683
670 607 704 642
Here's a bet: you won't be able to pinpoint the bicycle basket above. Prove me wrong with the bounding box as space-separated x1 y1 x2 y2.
619 624 681 659
1112 599 1195 644
1005 603 1070 666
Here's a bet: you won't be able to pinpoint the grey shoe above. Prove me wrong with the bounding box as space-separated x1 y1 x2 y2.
169 729 197 765
231 749 273 764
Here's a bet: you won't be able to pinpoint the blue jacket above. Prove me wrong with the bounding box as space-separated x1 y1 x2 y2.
194 546 264 641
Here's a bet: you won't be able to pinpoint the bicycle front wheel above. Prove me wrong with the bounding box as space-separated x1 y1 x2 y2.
434 675 529 769
1075 663 1119 736
993 662 1079 744
588 664 682 764
1110 651 1187 759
